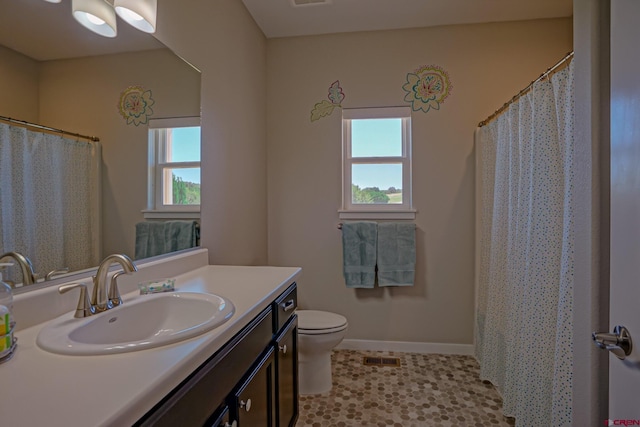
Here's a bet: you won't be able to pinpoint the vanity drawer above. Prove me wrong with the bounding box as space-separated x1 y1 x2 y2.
273 283 297 333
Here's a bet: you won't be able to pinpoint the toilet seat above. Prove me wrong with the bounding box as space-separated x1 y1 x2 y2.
297 310 348 335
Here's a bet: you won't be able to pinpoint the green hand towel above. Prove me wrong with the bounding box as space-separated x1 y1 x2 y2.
377 222 416 286
342 221 377 288
135 220 198 259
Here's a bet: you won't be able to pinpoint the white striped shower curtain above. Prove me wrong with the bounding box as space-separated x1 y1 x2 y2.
0 123 101 284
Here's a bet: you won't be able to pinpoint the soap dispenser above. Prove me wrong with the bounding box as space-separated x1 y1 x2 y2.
0 263 17 363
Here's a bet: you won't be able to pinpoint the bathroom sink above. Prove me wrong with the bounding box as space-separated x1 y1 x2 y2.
36 292 235 355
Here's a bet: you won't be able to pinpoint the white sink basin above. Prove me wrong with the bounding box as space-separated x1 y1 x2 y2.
36 292 235 355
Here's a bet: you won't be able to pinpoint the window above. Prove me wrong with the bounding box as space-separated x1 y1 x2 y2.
340 107 414 219
145 117 201 219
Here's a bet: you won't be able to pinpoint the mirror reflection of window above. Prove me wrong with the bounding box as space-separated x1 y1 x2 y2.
148 117 201 214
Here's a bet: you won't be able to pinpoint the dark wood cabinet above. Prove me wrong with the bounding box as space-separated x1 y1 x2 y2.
275 317 298 427
230 348 275 426
273 285 297 332
206 406 231 427
135 283 298 427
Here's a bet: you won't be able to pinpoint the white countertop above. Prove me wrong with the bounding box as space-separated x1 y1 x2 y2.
0 262 301 427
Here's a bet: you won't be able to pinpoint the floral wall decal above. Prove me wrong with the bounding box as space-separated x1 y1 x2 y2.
311 80 345 122
118 85 155 126
402 65 452 113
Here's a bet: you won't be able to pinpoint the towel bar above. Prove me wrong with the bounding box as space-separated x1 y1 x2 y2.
337 222 416 230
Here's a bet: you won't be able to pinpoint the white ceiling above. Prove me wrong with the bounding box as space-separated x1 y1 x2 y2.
0 0 573 62
241 0 573 39
0 0 163 61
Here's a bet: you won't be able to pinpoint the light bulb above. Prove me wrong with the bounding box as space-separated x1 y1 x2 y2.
116 7 144 22
86 13 106 26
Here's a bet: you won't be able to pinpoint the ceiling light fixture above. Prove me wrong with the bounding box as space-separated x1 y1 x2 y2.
50 0 157 38
72 0 117 37
114 0 157 33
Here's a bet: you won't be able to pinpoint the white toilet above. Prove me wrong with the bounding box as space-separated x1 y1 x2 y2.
297 310 348 395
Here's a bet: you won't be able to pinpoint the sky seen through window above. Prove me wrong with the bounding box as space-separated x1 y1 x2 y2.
351 118 403 189
169 127 201 184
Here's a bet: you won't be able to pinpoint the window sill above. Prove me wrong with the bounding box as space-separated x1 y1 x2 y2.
338 210 416 220
142 210 201 220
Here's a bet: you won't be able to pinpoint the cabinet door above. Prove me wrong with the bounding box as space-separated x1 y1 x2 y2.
231 348 275 427
275 316 298 427
206 406 235 427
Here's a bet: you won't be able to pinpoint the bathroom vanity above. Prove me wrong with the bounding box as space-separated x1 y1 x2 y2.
0 249 301 427
136 283 299 426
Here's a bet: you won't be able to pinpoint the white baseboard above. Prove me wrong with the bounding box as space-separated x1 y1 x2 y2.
336 339 474 356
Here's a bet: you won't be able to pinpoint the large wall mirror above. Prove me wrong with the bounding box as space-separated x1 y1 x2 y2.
0 0 202 291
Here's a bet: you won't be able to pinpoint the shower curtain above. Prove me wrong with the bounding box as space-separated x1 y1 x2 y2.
0 123 100 283
475 61 574 426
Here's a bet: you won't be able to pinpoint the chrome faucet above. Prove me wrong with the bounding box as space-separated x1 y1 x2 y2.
92 254 138 312
45 267 70 281
0 251 37 285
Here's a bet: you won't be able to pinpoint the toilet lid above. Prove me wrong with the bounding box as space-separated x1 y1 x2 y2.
297 310 347 331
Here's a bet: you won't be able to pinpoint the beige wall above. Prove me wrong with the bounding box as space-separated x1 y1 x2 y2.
154 0 268 265
38 49 201 258
0 45 39 122
266 19 572 344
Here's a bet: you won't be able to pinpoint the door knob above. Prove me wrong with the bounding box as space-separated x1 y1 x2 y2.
240 398 252 412
592 325 633 360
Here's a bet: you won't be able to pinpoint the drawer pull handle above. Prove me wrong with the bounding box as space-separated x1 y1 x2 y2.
240 399 252 412
279 344 287 354
281 299 295 312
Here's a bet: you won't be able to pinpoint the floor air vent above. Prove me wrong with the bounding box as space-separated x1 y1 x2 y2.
362 356 401 367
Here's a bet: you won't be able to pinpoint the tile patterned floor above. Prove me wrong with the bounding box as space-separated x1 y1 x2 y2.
297 350 515 427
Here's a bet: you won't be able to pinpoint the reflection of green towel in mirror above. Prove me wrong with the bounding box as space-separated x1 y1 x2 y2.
342 221 378 288
135 221 199 260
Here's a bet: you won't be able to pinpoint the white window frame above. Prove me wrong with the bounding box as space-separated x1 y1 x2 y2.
143 117 201 219
340 106 415 220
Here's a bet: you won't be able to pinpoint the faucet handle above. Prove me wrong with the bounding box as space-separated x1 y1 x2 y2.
45 268 70 281
59 283 96 318
108 271 125 308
